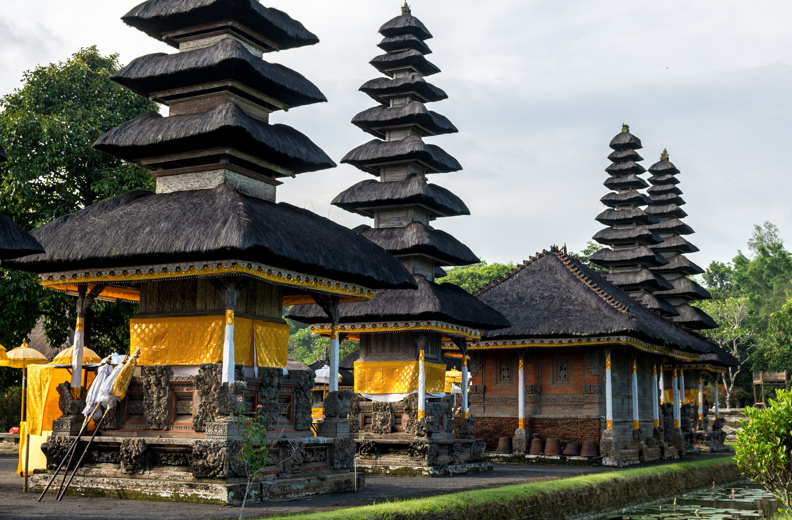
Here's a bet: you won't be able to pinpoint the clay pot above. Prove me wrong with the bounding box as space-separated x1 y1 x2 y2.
580 440 599 457
544 438 562 456
529 434 545 455
496 437 512 455
562 443 581 456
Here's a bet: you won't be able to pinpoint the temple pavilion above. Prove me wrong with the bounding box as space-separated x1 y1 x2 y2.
288 5 509 477
7 0 420 504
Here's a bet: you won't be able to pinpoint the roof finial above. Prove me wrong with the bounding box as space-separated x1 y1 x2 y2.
621 123 630 133
402 1 411 15
660 148 669 161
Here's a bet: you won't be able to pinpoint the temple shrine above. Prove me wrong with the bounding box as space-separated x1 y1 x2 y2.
288 4 509 477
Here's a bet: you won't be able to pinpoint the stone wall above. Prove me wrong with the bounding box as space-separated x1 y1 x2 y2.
471 417 601 450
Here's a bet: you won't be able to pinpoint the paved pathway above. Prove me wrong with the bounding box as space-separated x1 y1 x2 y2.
0 453 726 520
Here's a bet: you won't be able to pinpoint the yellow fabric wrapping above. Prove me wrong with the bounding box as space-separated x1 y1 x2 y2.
131 316 288 368
311 407 324 420
663 389 700 405
354 361 446 394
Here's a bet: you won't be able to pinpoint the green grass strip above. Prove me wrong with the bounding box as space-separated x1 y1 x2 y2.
262 456 737 520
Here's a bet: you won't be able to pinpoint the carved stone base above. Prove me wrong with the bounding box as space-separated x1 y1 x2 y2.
316 418 350 438
513 428 528 455
52 415 84 436
205 419 241 441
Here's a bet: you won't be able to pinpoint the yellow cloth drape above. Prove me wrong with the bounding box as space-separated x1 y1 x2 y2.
354 361 446 394
444 369 462 393
131 316 289 368
663 389 700 406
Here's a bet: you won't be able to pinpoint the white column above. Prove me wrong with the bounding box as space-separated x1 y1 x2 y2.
222 310 235 384
605 349 613 431
70 317 85 398
680 368 686 405
418 349 426 420
659 364 665 405
652 364 660 428
518 356 525 430
714 385 720 418
698 376 704 421
631 359 640 431
329 325 339 393
461 355 469 420
672 367 680 428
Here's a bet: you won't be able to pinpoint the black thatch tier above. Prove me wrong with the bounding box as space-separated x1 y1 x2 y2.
122 0 318 51
592 226 663 247
648 159 680 175
609 130 642 151
0 214 45 261
652 254 704 276
475 249 722 358
332 174 469 218
600 190 652 208
112 39 325 109
654 277 711 301
645 203 688 219
351 102 457 138
648 184 683 196
360 74 447 105
648 174 680 186
379 14 433 40
650 236 700 254
590 246 669 269
673 304 718 330
607 149 643 162
287 274 509 331
435 267 447 279
604 174 648 191
370 49 440 77
358 222 478 267
94 103 335 176
378 34 432 55
648 192 685 205
341 136 462 176
605 161 646 175
604 269 674 292
0 145 6 162
635 293 680 317
596 207 658 226
5 184 417 291
646 218 694 235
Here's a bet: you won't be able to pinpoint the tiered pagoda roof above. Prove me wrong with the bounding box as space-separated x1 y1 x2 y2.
647 151 717 329
288 5 508 337
591 126 674 315
0 146 45 260
8 0 417 301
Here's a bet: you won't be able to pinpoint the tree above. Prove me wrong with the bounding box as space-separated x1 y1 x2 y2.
571 241 607 272
441 261 516 294
287 322 359 366
734 389 792 511
0 47 157 382
696 297 754 408
758 300 792 374
702 260 735 300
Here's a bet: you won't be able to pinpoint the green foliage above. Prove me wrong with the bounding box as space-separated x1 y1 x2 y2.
287 322 359 366
570 241 607 272
760 301 792 378
441 261 516 294
0 386 22 432
0 47 155 386
735 389 792 511
234 397 270 518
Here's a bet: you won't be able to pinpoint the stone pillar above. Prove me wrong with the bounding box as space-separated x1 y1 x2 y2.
518 355 525 430
222 309 235 385
605 349 613 431
71 317 85 397
714 385 720 418
461 355 469 420
698 376 704 421
329 325 340 393
418 349 426 420
652 364 660 428
631 359 639 431
672 367 680 429
680 368 686 405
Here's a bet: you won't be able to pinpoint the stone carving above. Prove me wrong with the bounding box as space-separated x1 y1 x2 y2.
86 448 121 464
472 440 486 460
142 365 171 431
304 447 327 464
469 384 484 395
459 417 476 439
120 438 148 475
401 393 419 436
372 401 393 434
102 404 123 430
468 352 482 377
152 450 192 467
332 438 356 469
525 384 541 395
227 440 245 478
282 440 306 474
192 440 227 479
45 435 73 470
291 369 314 432
584 349 602 376
680 404 695 451
358 439 379 460
324 390 355 418
408 440 439 466
257 367 284 431
57 382 86 416
583 384 603 395
193 364 221 432
599 429 618 465
348 393 361 434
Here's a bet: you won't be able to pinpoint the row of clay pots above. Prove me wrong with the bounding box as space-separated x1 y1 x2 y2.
528 434 599 457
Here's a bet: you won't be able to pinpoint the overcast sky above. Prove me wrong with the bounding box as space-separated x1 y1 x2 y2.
2 1 791 269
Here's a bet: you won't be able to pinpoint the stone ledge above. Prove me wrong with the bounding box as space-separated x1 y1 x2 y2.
484 453 602 466
357 462 492 478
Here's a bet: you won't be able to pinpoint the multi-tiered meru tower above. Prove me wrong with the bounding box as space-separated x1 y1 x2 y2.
646 151 717 329
10 0 419 504
591 126 676 315
289 5 508 477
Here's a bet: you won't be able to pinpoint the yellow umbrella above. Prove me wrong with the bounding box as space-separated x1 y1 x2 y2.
51 346 102 365
0 345 8 363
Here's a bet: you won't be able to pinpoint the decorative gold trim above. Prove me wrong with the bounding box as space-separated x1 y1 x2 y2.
632 420 640 430
39 260 375 301
312 320 481 341
75 318 85 333
606 420 613 430
664 363 727 374
654 419 660 428
518 418 525 429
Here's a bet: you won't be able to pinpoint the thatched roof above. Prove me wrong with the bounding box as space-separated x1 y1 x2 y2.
112 39 325 109
0 145 6 162
600 190 652 208
0 213 45 261
648 192 685 205
635 293 680 317
475 249 725 359
341 136 461 176
288 274 509 331
435 267 447 279
605 161 646 175
351 102 457 138
340 350 359 370
27 318 68 362
286 356 310 372
646 218 694 235
648 158 680 175
93 103 335 176
604 174 648 190
379 14 433 40
609 130 642 150
378 34 432 55
332 174 469 219
652 254 704 276
648 184 683 196
649 174 679 186
6 184 417 291
596 207 658 226
357 222 479 266
590 246 669 268
651 236 699 254
370 50 440 77
604 269 673 292
607 149 643 162
645 203 688 219
655 277 711 301
122 0 318 51
673 304 718 330
592 226 662 246
360 74 447 106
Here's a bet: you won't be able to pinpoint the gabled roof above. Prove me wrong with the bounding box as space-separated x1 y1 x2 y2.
0 214 45 261
475 248 727 360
